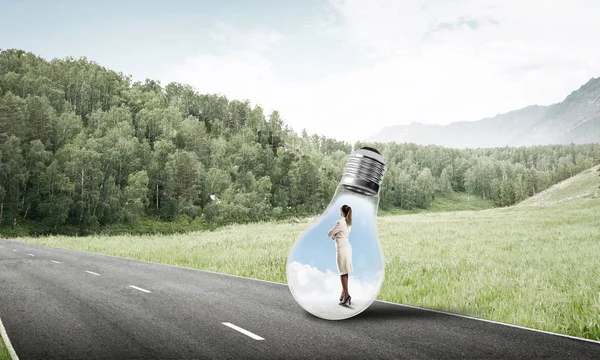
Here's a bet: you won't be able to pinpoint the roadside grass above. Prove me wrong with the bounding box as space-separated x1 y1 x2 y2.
0 336 11 360
10 166 600 341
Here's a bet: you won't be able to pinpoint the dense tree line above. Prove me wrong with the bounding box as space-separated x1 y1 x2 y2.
0 49 599 234
362 142 600 209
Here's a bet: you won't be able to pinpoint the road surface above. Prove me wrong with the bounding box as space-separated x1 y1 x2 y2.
1 238 599 359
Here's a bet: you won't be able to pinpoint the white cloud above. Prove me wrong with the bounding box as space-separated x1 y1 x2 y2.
165 51 276 104
162 1 600 143
287 261 382 320
163 23 283 106
208 22 284 54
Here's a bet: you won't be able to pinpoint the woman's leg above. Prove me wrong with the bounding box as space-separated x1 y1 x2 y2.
341 274 349 300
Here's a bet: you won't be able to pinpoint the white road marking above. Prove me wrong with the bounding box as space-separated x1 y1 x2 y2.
85 271 100 276
129 285 151 293
12 249 17 252
51 260 61 264
0 245 3 248
28 253 35 257
222 322 265 340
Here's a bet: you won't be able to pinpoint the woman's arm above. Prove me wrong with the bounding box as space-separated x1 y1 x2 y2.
327 220 342 239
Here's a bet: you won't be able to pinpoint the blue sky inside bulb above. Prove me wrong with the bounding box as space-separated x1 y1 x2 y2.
287 192 384 320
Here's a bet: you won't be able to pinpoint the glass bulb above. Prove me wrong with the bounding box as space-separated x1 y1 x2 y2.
286 147 387 320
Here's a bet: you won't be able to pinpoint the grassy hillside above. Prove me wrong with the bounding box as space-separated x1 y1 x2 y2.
9 166 600 341
517 165 600 206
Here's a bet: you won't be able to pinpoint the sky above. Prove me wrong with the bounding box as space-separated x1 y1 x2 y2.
2 0 600 142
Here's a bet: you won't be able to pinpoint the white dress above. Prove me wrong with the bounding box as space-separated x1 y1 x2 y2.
327 218 353 275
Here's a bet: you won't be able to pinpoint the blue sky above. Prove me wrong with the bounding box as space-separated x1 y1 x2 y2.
3 0 600 142
1 0 361 80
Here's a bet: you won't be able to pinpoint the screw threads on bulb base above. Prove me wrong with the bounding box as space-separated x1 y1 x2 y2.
341 148 386 196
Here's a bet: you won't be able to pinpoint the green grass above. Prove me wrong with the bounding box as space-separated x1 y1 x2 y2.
9 166 600 341
379 191 495 216
0 335 11 360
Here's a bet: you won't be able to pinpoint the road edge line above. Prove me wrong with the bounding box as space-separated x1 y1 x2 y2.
376 300 600 345
0 315 19 360
3 239 600 345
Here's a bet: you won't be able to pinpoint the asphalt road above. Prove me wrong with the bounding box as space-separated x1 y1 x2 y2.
1 238 600 360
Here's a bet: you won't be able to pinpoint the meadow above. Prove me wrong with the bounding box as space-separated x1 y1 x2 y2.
9 165 600 341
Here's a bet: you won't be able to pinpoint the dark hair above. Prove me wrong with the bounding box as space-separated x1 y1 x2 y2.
341 205 352 226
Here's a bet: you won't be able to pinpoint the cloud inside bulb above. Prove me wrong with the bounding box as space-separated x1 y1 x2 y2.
287 261 383 319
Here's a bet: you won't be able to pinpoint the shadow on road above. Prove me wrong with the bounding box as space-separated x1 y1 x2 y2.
300 302 441 322
350 303 441 322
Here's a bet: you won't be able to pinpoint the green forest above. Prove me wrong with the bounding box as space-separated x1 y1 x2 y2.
1 48 599 236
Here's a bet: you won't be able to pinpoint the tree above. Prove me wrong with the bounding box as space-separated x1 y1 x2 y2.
57 141 103 229
22 140 52 219
490 178 501 205
0 136 27 225
121 170 149 223
0 91 27 143
513 174 525 204
250 176 272 221
147 139 175 217
416 168 436 208
524 168 538 196
38 160 73 229
135 106 182 148
500 177 515 207
165 150 204 219
290 155 323 213
2 48 598 234
51 112 83 151
173 115 210 160
204 168 231 200
437 167 453 194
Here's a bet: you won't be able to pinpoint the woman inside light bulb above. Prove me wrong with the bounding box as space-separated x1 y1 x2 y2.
327 204 353 306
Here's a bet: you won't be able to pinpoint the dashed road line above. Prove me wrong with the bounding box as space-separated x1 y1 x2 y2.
85 271 100 276
12 249 17 252
51 260 61 264
129 285 151 293
222 322 265 340
28 253 35 257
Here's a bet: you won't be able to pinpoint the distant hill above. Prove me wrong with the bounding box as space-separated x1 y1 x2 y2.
366 78 600 148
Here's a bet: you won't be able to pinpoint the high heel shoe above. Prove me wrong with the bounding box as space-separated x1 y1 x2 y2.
339 294 351 306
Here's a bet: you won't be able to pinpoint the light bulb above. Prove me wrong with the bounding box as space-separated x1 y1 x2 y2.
286 147 387 320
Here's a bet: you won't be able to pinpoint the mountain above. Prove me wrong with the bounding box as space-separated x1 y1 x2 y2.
365 78 600 148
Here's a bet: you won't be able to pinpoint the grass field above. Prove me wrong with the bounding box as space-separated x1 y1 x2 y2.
0 335 11 360
8 165 600 341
